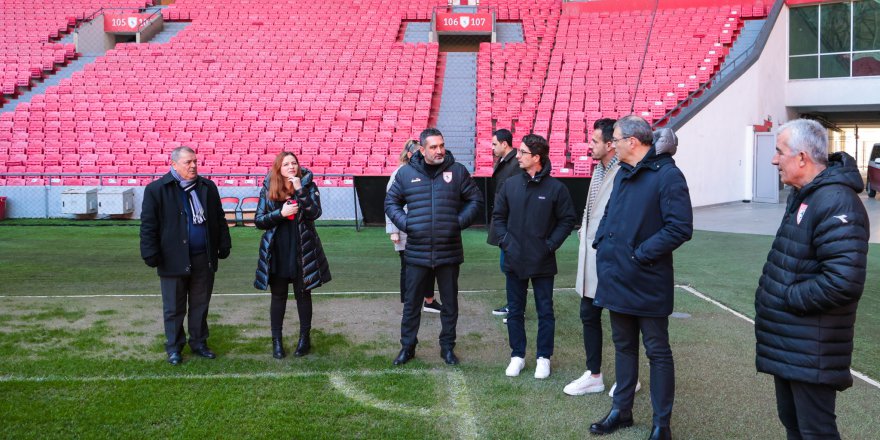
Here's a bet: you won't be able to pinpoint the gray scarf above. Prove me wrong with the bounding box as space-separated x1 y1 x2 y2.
170 167 205 224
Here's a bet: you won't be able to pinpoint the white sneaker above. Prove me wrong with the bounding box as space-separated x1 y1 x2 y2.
534 357 551 379
608 380 642 397
505 357 525 377
563 370 605 395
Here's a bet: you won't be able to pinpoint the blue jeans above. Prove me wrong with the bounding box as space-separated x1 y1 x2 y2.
505 273 555 359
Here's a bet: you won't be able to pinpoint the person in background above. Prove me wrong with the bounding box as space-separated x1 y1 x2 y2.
387 140 439 313
487 128 520 321
254 151 331 359
140 146 231 366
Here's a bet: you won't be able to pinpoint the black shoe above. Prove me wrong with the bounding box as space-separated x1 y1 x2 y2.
167 351 182 366
441 348 459 365
293 334 311 357
393 347 415 365
589 408 634 435
422 300 441 314
192 346 216 359
272 337 286 359
647 426 672 440
492 305 509 316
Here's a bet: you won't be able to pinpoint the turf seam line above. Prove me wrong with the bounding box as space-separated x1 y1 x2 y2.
446 370 479 440
0 288 579 299
677 284 880 391
0 368 437 384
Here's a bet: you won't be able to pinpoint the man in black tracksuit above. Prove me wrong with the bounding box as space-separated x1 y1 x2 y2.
756 119 869 440
492 134 576 379
385 128 483 366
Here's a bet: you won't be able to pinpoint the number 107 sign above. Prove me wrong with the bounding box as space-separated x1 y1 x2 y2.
435 12 493 34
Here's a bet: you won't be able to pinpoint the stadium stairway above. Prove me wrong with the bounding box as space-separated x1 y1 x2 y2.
495 23 524 45
717 18 765 78
435 52 477 171
147 21 192 45
0 55 97 114
403 22 431 43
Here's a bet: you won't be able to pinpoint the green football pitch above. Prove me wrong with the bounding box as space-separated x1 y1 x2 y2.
1 223 878 439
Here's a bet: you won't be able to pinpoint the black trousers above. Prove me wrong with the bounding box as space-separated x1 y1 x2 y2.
400 264 459 351
610 311 675 427
398 251 434 303
580 296 604 374
774 376 840 440
159 252 213 354
269 276 312 339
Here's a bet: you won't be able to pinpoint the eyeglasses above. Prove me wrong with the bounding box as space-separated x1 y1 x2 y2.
517 149 538 156
611 136 632 144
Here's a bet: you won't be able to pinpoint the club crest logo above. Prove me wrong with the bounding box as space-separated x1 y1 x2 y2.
797 203 808 225
460 16 470 28
128 17 138 29
443 172 453 183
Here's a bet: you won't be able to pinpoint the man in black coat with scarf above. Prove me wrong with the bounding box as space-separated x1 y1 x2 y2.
385 128 483 366
140 146 232 365
589 116 693 440
756 119 869 440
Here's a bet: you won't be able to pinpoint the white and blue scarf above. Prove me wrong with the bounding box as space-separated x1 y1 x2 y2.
170 167 205 224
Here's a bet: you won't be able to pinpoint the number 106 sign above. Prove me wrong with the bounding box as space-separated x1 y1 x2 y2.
435 12 493 33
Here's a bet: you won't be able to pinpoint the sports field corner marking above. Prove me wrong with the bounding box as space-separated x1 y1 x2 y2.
676 284 880 390
329 372 434 417
446 369 479 440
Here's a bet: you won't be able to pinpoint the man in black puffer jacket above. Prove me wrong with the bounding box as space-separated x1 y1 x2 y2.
756 119 869 440
385 128 483 366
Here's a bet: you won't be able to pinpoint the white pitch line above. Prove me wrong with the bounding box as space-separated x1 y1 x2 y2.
677 284 880 391
0 368 427 384
446 370 479 440
329 373 433 417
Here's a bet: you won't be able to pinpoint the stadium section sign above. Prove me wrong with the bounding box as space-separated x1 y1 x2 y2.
104 13 153 33
435 12 492 34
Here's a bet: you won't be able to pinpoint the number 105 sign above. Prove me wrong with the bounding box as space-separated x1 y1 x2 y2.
436 12 493 34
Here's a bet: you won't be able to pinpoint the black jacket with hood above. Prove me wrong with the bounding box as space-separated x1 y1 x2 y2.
384 150 483 268
253 168 331 291
492 158 577 279
755 152 869 390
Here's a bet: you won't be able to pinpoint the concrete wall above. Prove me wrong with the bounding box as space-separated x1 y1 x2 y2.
786 76 880 109
675 9 792 207
0 186 362 220
137 16 164 44
74 14 115 55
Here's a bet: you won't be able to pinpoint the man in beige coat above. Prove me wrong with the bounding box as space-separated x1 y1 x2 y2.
565 122 678 396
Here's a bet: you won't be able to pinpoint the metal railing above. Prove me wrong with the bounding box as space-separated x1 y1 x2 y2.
654 0 784 130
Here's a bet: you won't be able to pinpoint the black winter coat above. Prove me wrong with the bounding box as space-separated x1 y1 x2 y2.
140 173 231 277
253 168 331 291
492 160 577 279
755 152 869 391
385 150 483 268
487 149 521 246
593 146 693 317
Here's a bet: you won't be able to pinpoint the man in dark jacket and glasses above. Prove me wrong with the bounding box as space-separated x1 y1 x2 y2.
385 128 484 366
756 119 869 440
589 115 693 440
492 133 576 379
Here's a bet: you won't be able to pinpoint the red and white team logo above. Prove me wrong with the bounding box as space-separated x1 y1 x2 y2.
128 17 138 29
797 203 808 225
460 16 470 29
443 172 453 183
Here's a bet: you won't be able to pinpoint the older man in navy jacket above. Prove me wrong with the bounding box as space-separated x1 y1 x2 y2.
385 128 483 366
588 116 693 440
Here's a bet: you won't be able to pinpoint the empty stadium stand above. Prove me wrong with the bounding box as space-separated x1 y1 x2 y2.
0 0 769 186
